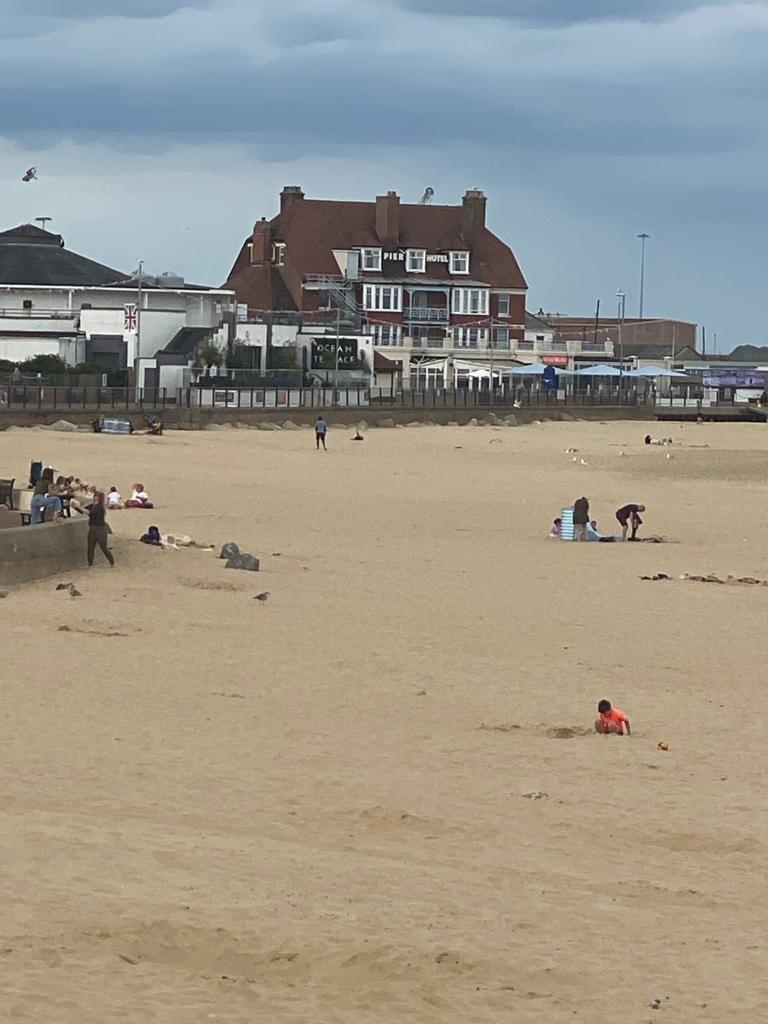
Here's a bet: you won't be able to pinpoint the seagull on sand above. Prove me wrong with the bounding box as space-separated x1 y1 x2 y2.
254 591 270 602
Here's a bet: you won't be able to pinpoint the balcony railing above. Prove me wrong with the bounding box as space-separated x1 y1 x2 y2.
0 308 77 320
409 337 445 349
405 307 449 322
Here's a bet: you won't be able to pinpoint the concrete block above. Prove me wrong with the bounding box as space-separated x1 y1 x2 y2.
0 518 89 586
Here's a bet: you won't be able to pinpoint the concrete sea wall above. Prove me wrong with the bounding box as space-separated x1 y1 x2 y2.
0 518 89 586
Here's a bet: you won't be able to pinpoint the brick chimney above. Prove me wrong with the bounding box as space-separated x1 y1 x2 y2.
250 218 272 265
462 188 487 243
375 190 400 247
280 185 305 213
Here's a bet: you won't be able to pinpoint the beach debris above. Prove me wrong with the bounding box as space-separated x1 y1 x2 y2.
639 573 672 581
47 419 79 432
680 573 768 586
579 458 589 466
415 689 427 696
565 448 578 454
118 954 138 965
57 625 71 631
488 438 503 444
648 998 662 1010
657 741 669 752
0 590 8 599
254 591 270 602
522 791 548 800
226 552 260 572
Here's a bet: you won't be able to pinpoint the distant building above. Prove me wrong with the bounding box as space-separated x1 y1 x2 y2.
223 186 530 387
0 224 235 390
539 312 698 362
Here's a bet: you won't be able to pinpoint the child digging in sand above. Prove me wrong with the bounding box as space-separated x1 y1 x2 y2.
595 699 631 735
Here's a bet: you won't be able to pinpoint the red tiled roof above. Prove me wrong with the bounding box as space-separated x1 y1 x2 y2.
223 192 527 311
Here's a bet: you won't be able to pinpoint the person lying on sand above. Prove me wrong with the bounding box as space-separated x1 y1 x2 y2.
595 699 631 736
644 435 673 446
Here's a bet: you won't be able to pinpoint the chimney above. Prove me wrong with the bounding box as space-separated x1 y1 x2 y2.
280 185 305 213
250 217 272 265
462 188 487 243
375 190 400 247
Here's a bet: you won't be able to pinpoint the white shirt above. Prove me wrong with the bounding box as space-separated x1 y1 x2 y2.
131 489 149 502
107 491 121 507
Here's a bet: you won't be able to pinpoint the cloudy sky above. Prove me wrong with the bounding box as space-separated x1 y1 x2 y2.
1 0 766 349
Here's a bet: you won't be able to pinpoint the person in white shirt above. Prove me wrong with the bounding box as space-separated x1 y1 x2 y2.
125 483 154 509
106 486 122 509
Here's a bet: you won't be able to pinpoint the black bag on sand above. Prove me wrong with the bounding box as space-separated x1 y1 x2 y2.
225 553 260 572
219 542 240 560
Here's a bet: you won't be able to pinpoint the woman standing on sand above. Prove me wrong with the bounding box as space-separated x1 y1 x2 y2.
85 490 115 568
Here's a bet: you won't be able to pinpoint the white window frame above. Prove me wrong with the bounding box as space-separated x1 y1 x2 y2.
363 284 402 312
450 250 470 274
406 248 426 273
451 288 489 316
453 327 488 348
372 324 402 347
493 326 510 349
361 247 382 272
497 293 510 317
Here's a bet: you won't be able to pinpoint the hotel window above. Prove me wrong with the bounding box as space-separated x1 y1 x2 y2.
497 293 510 317
363 284 402 312
451 288 489 316
372 324 402 346
493 327 510 349
406 248 426 273
361 247 382 271
450 251 469 274
454 327 487 348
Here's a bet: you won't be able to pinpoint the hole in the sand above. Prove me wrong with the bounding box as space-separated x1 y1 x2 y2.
546 726 590 739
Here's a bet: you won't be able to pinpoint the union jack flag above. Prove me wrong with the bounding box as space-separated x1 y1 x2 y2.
123 304 138 332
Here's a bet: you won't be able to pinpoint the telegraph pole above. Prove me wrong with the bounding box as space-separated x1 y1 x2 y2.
135 259 144 394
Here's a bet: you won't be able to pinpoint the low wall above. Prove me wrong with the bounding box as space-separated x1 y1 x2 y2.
0 517 89 586
0 405 655 431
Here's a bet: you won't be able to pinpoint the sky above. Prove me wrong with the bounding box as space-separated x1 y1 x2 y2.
1 0 767 350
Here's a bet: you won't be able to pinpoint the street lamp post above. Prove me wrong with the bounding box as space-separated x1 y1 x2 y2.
617 290 626 403
637 233 650 319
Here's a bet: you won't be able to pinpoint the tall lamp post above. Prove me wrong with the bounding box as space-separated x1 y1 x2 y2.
637 233 650 319
617 289 626 402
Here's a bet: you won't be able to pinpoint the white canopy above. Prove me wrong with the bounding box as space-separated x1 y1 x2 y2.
575 363 622 377
507 361 573 376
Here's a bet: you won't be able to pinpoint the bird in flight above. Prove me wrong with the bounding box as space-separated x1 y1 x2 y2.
22 167 38 182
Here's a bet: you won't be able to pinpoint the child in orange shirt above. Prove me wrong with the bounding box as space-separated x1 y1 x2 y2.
595 699 631 736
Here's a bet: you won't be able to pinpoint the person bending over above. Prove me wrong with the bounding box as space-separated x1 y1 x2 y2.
616 502 645 541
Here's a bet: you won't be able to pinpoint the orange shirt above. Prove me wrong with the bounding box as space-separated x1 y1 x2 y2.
600 708 629 733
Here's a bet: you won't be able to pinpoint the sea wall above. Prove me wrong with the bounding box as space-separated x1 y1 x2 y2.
0 518 89 586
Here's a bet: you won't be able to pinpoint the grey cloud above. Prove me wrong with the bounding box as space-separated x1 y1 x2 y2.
398 1 718 23
1 0 199 17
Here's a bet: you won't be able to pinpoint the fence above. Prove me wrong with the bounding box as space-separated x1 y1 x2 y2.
0 383 703 413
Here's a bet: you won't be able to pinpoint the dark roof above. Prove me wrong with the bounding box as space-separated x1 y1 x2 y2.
224 190 527 312
374 351 403 371
525 311 551 331
0 224 126 286
159 326 212 356
728 345 768 360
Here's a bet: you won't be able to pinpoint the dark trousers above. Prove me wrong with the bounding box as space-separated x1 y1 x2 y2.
87 525 114 566
315 431 326 449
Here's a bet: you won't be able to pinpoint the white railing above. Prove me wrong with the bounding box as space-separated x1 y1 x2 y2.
0 308 76 320
405 307 449 322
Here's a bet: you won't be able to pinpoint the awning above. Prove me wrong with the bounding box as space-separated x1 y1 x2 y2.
373 351 402 371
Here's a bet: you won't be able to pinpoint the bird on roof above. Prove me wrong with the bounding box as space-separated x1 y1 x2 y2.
419 186 434 205
22 167 38 182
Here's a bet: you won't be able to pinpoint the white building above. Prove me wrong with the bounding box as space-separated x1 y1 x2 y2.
0 224 236 390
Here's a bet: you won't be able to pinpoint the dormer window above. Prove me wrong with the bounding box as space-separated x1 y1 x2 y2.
450 251 470 274
406 248 426 273
272 242 285 266
361 247 382 271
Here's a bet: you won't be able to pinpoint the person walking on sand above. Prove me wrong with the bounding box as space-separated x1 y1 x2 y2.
616 502 646 541
85 490 115 567
572 496 589 542
314 416 327 451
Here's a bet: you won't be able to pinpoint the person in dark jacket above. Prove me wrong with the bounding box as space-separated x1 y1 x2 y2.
85 490 115 566
572 496 590 542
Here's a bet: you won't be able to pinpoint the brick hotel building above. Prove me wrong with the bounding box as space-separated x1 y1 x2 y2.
223 186 529 387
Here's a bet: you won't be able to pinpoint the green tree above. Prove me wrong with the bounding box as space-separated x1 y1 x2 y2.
197 340 224 370
18 354 68 376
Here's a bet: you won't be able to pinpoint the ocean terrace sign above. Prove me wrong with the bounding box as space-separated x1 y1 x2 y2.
383 250 449 263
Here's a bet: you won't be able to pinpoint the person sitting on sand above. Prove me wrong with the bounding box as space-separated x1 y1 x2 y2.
595 699 631 736
106 486 122 509
616 502 646 541
125 483 154 509
549 517 562 538
587 520 619 543
573 496 589 542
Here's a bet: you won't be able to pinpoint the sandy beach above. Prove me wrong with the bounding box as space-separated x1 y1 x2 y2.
1 419 767 1023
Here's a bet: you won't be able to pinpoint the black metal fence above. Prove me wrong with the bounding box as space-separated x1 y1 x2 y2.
0 383 704 412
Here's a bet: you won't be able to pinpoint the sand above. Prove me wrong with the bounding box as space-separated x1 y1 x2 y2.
1 419 767 1023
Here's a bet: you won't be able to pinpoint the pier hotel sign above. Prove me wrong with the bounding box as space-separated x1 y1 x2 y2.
382 250 449 263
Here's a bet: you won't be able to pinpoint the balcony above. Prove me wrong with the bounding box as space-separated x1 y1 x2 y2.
408 336 445 349
405 307 449 323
